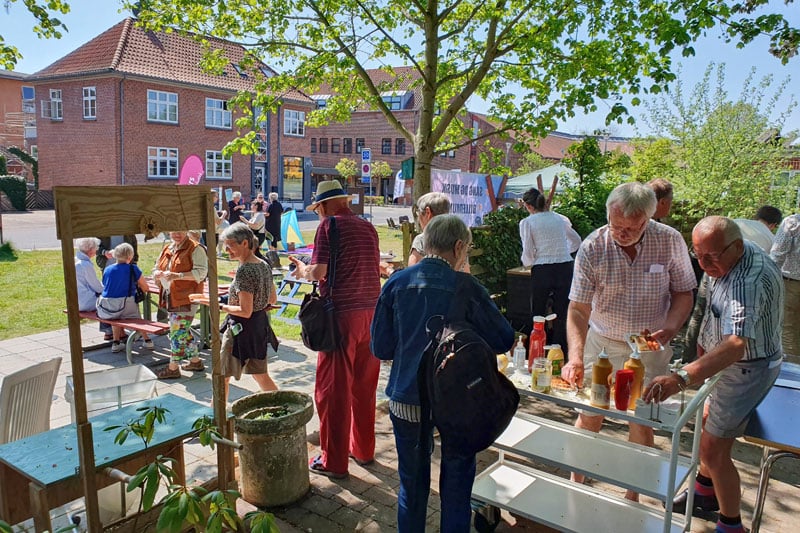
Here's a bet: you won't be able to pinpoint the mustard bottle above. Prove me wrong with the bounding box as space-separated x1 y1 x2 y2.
590 348 613 408
624 350 645 410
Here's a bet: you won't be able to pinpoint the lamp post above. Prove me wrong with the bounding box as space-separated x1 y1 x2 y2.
505 142 512 167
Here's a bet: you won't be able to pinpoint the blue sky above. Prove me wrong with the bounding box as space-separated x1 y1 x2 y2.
3 0 798 138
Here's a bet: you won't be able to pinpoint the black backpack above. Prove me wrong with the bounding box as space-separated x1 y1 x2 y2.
418 277 519 456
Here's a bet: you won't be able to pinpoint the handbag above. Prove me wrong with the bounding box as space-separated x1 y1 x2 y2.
297 217 341 352
130 264 145 304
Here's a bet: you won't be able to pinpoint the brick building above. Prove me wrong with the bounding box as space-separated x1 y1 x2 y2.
307 66 524 198
29 18 314 202
0 70 36 177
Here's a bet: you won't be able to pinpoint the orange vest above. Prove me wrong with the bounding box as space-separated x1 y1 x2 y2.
156 239 204 309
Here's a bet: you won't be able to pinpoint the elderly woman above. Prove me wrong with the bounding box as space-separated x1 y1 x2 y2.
75 237 114 339
265 192 283 251
96 243 154 353
371 214 514 532
240 200 268 252
153 231 208 379
228 191 246 225
193 222 278 397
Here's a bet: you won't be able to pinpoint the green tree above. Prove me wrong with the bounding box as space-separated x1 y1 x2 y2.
129 0 799 202
1 1 71 69
643 63 798 224
629 137 681 184
334 157 358 188
557 137 625 237
515 151 550 176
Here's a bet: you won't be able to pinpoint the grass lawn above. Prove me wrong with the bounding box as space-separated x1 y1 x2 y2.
0 224 406 341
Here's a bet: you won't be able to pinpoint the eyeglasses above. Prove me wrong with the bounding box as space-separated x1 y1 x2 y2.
692 240 736 262
608 218 647 235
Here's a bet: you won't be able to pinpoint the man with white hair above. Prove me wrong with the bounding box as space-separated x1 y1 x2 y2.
646 216 783 533
561 181 696 501
770 212 800 360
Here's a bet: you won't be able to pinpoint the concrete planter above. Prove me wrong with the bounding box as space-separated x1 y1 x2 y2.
232 391 314 507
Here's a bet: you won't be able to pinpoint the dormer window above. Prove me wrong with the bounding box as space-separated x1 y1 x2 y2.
312 94 330 110
381 90 411 111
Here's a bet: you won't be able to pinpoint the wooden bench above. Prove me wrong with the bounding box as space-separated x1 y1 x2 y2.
75 310 169 364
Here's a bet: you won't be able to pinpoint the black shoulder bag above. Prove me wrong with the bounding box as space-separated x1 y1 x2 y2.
297 216 341 352
129 264 146 304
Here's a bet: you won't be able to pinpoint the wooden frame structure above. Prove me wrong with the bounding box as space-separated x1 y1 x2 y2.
53 185 234 531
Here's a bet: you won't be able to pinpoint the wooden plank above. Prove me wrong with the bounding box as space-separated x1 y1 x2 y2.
53 186 211 239
30 482 51 533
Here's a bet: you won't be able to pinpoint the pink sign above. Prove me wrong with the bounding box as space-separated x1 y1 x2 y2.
178 154 204 185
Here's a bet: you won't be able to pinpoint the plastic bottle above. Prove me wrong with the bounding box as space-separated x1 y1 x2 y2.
547 344 565 377
623 350 646 410
528 316 547 372
590 348 613 408
512 336 526 372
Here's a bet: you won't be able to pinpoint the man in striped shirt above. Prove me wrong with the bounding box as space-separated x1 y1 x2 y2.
645 216 783 533
289 179 381 479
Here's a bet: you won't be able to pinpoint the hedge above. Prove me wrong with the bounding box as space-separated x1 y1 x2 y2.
0 175 27 210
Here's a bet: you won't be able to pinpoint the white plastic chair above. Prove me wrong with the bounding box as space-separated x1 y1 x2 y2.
0 357 62 444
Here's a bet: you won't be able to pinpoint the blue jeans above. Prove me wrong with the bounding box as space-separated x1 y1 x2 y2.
390 413 476 533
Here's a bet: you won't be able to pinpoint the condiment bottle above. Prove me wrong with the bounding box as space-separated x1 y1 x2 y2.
531 358 552 393
512 336 526 372
623 349 646 410
590 348 613 409
528 316 547 372
547 344 565 377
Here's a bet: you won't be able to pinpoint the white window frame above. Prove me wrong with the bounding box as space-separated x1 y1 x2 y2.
41 89 62 120
205 150 232 180
83 86 97 119
147 146 179 178
147 89 178 124
283 109 305 137
205 98 232 129
30 145 38 160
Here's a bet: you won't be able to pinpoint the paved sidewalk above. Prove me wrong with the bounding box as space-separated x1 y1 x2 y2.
1 326 797 532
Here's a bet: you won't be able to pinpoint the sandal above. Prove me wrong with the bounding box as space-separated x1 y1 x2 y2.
308 455 347 479
182 360 206 372
157 366 181 380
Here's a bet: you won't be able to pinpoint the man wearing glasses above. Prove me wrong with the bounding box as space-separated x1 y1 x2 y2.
561 181 696 501
645 217 783 533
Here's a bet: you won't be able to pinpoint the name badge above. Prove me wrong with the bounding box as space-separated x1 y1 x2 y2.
649 264 665 273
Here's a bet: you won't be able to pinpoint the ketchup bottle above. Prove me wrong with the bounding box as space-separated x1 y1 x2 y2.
528 316 546 372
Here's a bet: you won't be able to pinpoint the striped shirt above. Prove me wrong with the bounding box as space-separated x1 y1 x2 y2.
770 214 800 281
699 241 784 361
312 208 381 312
569 220 696 341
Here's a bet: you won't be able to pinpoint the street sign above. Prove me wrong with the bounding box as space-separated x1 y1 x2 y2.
361 148 371 163
361 147 371 184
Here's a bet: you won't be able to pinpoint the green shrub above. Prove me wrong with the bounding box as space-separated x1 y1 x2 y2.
0 175 26 210
0 155 7 175
364 195 385 206
471 205 528 298
7 147 38 189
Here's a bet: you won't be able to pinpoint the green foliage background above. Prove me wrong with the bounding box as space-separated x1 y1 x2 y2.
0 175 27 210
471 206 527 298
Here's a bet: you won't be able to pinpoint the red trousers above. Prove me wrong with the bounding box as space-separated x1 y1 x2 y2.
315 308 380 474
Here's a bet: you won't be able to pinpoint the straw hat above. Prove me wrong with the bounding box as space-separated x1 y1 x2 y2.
308 179 348 211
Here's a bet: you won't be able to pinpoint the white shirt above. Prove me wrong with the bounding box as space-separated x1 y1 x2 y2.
519 211 581 267
733 219 774 253
75 251 104 311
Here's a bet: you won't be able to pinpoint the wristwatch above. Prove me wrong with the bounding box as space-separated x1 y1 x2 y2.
672 368 690 388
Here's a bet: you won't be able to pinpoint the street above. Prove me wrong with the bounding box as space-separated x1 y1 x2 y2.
0 204 413 250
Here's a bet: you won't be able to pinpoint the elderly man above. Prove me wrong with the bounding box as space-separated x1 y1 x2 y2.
561 181 696 501
645 217 783 533
371 214 514 532
770 213 800 360
289 179 381 479
647 178 673 221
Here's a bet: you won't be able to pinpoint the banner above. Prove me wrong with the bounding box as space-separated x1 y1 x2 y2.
431 170 503 226
178 154 204 185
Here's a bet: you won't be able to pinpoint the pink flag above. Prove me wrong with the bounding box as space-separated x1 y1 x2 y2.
178 154 204 185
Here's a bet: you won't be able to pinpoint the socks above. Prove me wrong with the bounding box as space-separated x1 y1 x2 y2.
715 516 745 533
695 474 715 497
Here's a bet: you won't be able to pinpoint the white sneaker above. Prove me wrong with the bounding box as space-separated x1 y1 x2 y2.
143 340 155 350
111 342 124 353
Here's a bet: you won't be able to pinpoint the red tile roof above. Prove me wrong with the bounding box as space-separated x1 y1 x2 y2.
31 18 309 102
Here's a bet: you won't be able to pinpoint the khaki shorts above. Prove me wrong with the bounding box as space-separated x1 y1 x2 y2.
219 327 268 381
